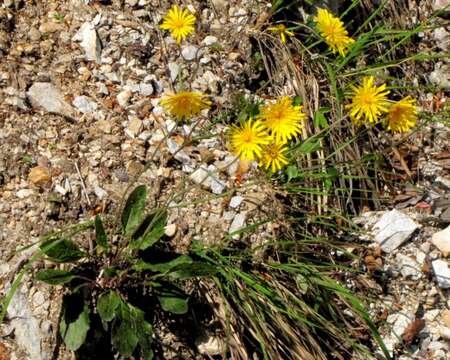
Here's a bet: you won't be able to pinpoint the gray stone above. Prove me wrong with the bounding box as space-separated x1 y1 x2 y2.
73 95 97 113
229 196 244 209
432 259 450 288
6 284 51 359
27 83 74 118
182 45 198 61
229 212 247 239
168 62 181 82
117 90 132 107
396 253 421 280
139 83 153 96
73 21 102 63
373 209 419 252
203 36 218 46
429 63 450 89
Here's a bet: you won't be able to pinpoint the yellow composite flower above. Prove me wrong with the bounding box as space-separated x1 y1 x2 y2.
385 97 417 133
260 142 289 172
313 8 355 56
267 24 294 44
160 91 211 119
345 76 390 125
258 97 305 144
160 5 196 44
229 119 271 161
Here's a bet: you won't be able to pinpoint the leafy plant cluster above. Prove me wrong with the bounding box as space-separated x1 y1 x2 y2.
35 185 214 359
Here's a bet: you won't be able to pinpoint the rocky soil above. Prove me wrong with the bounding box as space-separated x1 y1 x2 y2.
0 0 449 359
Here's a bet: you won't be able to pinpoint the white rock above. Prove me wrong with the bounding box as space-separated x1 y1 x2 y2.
190 166 211 186
229 196 244 209
168 62 181 82
73 95 97 113
139 83 153 96
117 90 132 107
229 212 247 239
439 325 450 340
396 254 421 279
432 259 450 288
27 83 74 118
181 45 198 61
72 21 102 63
432 225 450 257
6 284 51 359
203 36 218 46
167 139 191 163
429 63 450 89
16 189 34 199
190 165 226 194
94 185 107 200
196 335 223 356
164 224 177 237
372 209 419 252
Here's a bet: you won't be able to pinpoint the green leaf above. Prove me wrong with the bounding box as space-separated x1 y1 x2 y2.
95 215 108 250
313 107 329 128
168 261 218 279
111 303 139 357
121 185 147 237
157 293 189 315
131 210 167 250
133 255 193 274
97 291 121 323
133 305 153 360
40 238 84 263
36 269 75 285
286 165 300 181
298 138 322 154
60 301 90 351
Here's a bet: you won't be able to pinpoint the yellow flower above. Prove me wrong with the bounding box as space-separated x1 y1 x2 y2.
267 24 294 44
313 8 355 56
229 119 271 161
345 76 390 125
160 91 211 119
258 97 305 144
260 142 289 172
385 97 417 133
160 5 196 44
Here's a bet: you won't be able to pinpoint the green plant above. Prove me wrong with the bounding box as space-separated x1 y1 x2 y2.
18 185 215 359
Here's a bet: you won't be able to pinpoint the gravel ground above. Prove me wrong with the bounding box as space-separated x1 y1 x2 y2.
0 0 449 359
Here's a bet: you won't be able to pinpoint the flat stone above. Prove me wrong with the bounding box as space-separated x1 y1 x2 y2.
229 196 244 209
372 209 419 252
72 21 102 63
16 189 34 199
117 90 132 107
27 82 74 118
126 117 143 137
432 225 450 257
432 259 450 288
138 83 153 96
396 253 421 279
168 62 180 82
39 22 63 34
164 224 177 237
229 212 246 239
73 95 97 113
203 36 218 46
181 45 198 61
442 309 450 328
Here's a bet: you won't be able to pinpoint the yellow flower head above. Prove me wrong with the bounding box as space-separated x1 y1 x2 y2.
160 91 211 119
160 5 196 44
258 97 305 144
267 24 294 44
260 142 289 172
314 8 355 56
385 97 417 133
229 119 271 161
345 76 390 125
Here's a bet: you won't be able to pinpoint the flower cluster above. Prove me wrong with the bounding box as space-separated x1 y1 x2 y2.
230 97 306 172
346 76 418 133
